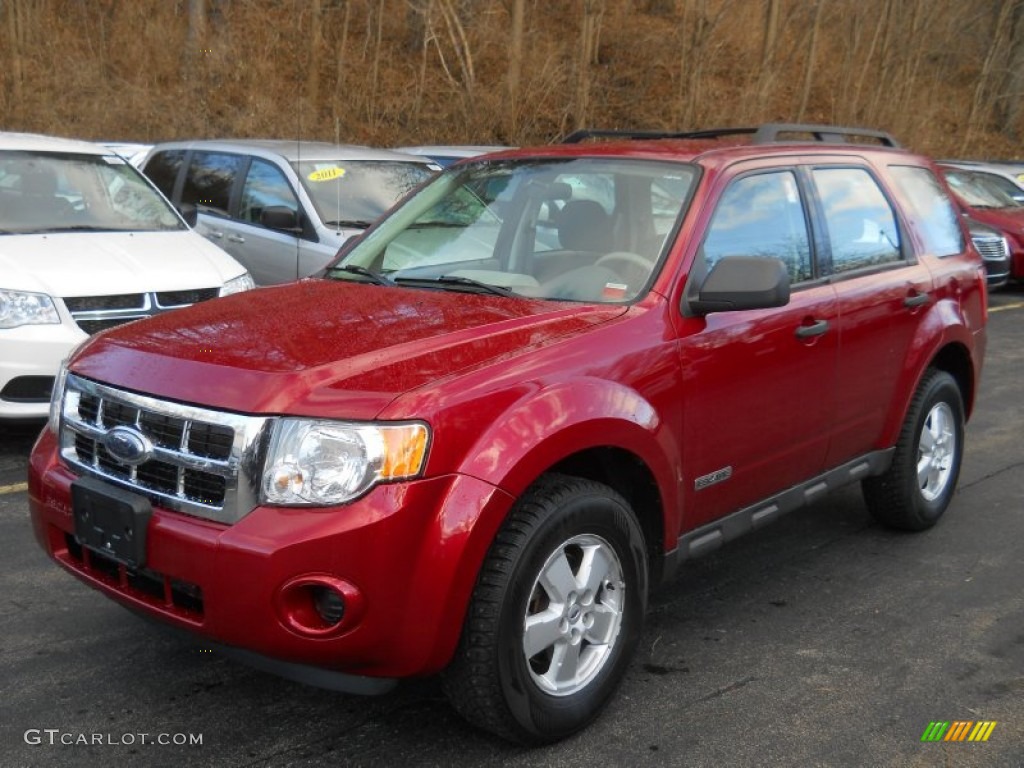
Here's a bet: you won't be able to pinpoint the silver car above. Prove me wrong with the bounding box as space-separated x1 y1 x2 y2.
140 140 439 285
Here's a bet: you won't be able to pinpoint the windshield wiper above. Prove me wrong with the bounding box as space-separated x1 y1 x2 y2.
323 219 375 228
394 274 515 297
333 264 395 286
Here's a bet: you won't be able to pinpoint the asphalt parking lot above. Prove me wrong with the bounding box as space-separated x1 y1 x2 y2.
2 286 1023 768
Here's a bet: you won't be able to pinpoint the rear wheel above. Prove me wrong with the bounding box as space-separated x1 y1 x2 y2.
443 474 648 744
863 369 964 531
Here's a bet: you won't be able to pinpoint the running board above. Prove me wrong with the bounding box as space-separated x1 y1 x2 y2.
661 449 894 582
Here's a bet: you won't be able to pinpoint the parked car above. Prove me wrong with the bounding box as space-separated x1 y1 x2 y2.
940 164 1024 282
29 124 986 744
140 140 439 285
394 144 510 167
0 132 253 422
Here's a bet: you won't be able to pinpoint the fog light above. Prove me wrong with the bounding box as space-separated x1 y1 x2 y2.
313 586 346 625
275 574 365 638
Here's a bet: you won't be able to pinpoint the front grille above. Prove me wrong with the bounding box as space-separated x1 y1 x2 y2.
157 288 219 307
75 318 140 335
971 234 1009 263
59 373 271 524
64 294 146 312
63 289 220 336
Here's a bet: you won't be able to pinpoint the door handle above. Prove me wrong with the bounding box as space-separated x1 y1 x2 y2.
795 319 829 339
206 230 223 240
903 291 930 308
227 234 246 244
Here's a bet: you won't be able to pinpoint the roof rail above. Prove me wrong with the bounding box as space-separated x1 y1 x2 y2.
562 123 901 148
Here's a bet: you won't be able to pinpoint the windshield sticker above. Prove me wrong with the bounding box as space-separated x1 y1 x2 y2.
308 166 346 182
102 156 127 165
602 283 628 300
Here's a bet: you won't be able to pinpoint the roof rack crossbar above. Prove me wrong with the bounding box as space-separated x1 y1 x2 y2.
561 123 901 148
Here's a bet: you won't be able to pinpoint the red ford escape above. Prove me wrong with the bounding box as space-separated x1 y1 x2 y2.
28 124 987 744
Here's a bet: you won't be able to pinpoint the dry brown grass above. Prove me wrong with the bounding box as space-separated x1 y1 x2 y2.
1 0 1020 159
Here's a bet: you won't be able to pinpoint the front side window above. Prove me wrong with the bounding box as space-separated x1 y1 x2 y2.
181 151 244 217
295 160 434 228
239 158 299 227
702 171 813 283
813 167 902 274
328 158 697 303
889 165 963 258
0 150 184 234
143 150 185 200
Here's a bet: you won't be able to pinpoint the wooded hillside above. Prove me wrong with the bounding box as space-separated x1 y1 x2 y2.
3 0 1023 159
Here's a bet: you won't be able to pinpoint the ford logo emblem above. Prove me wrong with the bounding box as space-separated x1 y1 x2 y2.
103 426 153 466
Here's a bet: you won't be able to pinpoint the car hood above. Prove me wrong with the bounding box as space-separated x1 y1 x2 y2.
0 230 246 296
963 206 1024 238
72 280 627 419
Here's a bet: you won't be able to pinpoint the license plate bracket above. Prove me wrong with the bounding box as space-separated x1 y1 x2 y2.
72 477 152 568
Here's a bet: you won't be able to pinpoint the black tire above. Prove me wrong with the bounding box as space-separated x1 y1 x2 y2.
862 369 965 531
443 474 648 744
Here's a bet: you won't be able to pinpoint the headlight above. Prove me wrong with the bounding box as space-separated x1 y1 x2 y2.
0 288 60 328
262 419 430 505
220 272 255 296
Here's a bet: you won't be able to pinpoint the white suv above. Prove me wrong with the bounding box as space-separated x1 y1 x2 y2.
0 132 253 421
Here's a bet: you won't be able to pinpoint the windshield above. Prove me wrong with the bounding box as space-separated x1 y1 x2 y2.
294 160 435 228
327 157 696 303
0 150 184 234
944 169 1020 209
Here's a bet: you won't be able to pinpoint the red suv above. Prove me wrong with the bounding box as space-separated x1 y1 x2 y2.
28 124 987 744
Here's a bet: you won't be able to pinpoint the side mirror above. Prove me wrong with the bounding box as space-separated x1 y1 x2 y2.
686 256 791 316
260 206 302 233
177 202 198 227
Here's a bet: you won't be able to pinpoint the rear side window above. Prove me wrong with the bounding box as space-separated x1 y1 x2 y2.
181 151 245 217
702 171 813 283
813 168 901 274
889 165 964 257
142 150 185 200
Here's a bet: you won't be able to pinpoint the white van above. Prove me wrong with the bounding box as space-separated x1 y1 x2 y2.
0 132 254 421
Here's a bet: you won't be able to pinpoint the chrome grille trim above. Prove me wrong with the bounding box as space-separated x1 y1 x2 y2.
971 234 1009 262
59 373 273 524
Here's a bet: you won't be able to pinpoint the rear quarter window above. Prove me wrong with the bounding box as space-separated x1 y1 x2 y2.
888 165 964 258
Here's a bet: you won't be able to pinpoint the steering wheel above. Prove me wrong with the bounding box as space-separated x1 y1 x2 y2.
595 251 655 284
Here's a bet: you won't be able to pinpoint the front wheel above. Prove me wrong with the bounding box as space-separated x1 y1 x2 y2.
862 369 965 531
443 474 648 744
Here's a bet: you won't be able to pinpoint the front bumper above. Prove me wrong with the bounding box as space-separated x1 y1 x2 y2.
29 429 513 681
0 322 85 420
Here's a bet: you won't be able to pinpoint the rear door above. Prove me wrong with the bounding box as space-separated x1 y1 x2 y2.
810 164 936 467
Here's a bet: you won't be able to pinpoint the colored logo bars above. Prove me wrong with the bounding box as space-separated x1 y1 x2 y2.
921 721 997 742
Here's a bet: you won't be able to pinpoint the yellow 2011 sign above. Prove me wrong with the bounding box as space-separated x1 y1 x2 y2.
307 167 346 182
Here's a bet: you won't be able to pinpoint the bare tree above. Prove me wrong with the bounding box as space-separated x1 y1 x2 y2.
508 0 525 137
797 0 824 121
574 0 604 130
307 0 324 110
755 0 781 115
963 0 1018 150
995 0 1024 140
